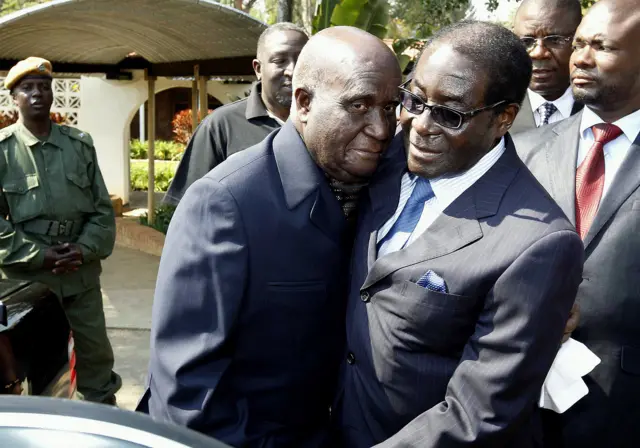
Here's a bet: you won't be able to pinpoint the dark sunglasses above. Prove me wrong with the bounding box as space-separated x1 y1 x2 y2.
520 35 573 52
399 80 506 129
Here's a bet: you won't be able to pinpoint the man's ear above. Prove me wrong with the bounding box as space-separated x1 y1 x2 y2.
498 103 520 135
252 59 262 81
295 87 312 124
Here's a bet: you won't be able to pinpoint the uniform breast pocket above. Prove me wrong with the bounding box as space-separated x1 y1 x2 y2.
400 280 481 350
2 175 43 223
65 171 95 213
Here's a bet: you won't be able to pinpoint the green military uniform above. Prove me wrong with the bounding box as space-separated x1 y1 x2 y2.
0 122 121 402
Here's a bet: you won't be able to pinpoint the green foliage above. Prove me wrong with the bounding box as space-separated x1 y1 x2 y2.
129 139 184 161
0 0 49 15
313 0 389 38
312 0 340 33
139 204 176 235
130 160 178 192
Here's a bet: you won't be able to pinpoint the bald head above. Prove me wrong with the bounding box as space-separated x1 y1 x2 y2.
291 26 401 184
292 26 399 103
570 0 640 120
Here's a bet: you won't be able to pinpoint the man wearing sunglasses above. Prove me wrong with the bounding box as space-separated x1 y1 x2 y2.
333 21 584 447
511 0 584 134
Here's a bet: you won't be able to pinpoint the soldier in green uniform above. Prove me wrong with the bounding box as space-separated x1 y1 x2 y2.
0 57 121 404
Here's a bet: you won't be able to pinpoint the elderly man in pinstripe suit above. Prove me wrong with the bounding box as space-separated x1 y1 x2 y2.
332 21 585 447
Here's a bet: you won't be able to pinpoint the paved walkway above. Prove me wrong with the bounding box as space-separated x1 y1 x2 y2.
101 245 160 410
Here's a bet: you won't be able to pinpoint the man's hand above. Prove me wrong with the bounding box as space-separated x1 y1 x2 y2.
43 243 83 275
562 302 580 343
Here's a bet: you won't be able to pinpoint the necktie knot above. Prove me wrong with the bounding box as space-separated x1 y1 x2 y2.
591 123 622 145
538 102 558 126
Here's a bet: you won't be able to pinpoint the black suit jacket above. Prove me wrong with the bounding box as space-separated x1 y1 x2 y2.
141 121 349 447
514 113 640 447
334 134 584 447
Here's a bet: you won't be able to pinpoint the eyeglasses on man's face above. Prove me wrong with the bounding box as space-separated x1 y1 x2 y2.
398 80 506 130
520 35 573 52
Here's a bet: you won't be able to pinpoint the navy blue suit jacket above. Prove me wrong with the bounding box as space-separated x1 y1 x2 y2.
334 134 584 447
141 121 349 447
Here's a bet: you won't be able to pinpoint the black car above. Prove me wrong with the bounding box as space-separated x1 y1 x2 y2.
0 279 74 397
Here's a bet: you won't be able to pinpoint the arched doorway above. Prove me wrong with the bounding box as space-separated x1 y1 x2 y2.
125 86 223 212
129 87 222 141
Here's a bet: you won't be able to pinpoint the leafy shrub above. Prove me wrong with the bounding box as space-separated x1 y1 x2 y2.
130 139 148 159
129 139 184 161
130 161 177 192
171 109 213 145
139 203 176 235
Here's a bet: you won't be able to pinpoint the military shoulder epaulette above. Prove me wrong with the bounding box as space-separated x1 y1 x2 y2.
60 125 94 146
0 124 18 143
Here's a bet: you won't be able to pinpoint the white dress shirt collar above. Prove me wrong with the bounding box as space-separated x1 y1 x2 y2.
429 136 507 212
580 106 640 144
528 87 575 121
376 136 506 253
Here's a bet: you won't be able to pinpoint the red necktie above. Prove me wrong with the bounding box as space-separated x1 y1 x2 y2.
575 123 622 239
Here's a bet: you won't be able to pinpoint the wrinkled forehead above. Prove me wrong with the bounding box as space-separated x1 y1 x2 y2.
514 2 578 35
577 5 640 45
414 45 484 103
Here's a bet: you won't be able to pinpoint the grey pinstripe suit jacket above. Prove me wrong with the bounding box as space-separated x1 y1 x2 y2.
334 133 585 448
514 112 640 447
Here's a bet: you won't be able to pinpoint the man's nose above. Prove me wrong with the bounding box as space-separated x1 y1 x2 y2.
284 60 295 77
366 109 391 141
529 39 552 60
411 108 440 136
571 45 594 68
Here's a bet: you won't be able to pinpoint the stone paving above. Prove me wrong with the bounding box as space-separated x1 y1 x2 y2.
101 245 160 410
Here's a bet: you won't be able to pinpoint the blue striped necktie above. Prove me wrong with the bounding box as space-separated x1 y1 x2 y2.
378 176 434 250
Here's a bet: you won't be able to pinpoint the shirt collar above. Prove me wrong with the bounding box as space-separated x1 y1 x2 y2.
17 121 65 149
245 81 271 121
266 109 285 125
414 136 506 208
580 106 640 143
528 87 575 119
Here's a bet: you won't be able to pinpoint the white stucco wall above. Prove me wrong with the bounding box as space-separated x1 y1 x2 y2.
78 70 254 204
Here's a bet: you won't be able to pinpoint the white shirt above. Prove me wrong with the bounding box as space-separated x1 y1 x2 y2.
266 109 285 125
377 137 506 257
578 107 640 199
529 87 575 127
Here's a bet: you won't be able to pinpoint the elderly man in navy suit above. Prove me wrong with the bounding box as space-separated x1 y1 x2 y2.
334 21 584 447
140 27 401 448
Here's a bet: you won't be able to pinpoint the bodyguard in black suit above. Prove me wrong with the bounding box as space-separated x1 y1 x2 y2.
334 21 584 447
140 27 401 448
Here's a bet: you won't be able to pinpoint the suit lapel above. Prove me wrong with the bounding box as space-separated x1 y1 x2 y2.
541 114 582 224
361 138 521 290
583 136 640 248
511 93 536 135
273 121 345 244
364 133 406 270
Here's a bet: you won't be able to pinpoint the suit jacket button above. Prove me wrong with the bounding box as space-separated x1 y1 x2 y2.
360 291 370 302
347 352 356 365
